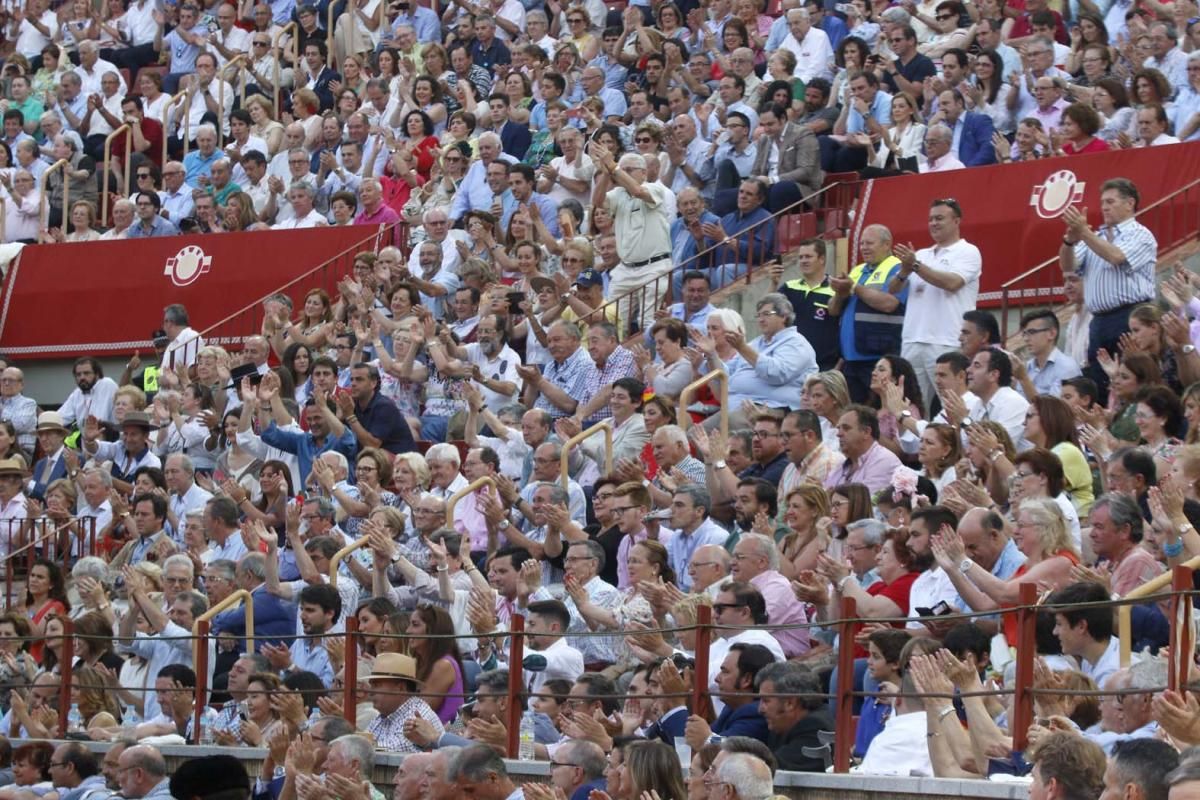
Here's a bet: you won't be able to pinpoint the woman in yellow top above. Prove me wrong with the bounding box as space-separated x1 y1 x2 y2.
1022 394 1095 516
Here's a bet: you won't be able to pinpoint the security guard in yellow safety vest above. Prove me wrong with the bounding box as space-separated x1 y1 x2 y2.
769 239 842 372
829 225 908 403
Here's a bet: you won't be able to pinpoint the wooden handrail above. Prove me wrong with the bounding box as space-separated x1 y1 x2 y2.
221 53 249 108
102 124 131 223
274 22 298 115
560 421 612 489
446 476 497 528
193 588 253 665
330 534 369 588
1118 553 1200 666
678 369 728 439
162 88 189 166
38 158 69 232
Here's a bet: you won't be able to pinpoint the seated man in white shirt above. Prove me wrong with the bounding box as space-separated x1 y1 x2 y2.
1133 103 1180 147
273 182 327 229
524 599 585 693
858 671 933 776
918 124 964 172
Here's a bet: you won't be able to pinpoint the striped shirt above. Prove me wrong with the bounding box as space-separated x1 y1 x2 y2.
1073 217 1157 314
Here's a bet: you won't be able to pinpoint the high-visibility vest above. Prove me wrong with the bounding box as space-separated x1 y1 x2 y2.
848 256 905 357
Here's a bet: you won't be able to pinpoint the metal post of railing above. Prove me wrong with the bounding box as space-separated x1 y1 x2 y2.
193 618 210 744
692 604 712 718
0 195 7 243
273 23 298 115
505 613 525 758
58 616 75 737
1167 565 1194 693
1011 583 1038 752
343 615 358 725
1120 554 1200 666
560 422 612 490
446 477 497 528
162 89 189 166
325 3 336 69
677 369 728 439
193 589 254 665
330 535 368 588
39 158 69 232
102 125 131 224
4 521 12 608
833 596 856 773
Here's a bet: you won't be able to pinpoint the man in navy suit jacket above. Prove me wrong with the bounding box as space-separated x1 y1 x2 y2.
937 89 996 167
28 411 71 502
683 643 775 747
300 40 341 112
489 93 532 160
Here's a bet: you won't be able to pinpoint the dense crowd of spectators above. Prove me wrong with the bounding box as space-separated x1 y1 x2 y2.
0 0 1194 793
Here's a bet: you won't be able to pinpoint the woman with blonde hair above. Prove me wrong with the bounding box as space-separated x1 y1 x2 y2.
223 191 269 232
804 371 850 450
917 422 960 493
291 88 323 150
932 495 1077 635
70 665 120 730
778 484 831 578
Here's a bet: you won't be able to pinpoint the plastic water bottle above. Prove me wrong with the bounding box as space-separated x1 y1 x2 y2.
122 704 141 734
67 703 83 734
519 711 535 760
200 706 219 744
306 705 322 731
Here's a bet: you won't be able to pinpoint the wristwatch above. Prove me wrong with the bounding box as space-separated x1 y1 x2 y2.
1184 344 1196 355
499 519 511 530
898 410 912 420
713 460 727 470
958 558 973 574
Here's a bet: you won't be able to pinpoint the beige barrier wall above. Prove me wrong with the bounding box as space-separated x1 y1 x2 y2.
68 741 1028 800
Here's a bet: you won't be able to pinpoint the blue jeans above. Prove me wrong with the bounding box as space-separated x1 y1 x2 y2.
420 414 450 442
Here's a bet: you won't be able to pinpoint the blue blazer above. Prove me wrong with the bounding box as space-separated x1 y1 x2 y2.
211 585 297 651
28 455 67 502
958 112 996 166
308 67 342 112
499 120 532 161
713 700 770 743
646 706 689 745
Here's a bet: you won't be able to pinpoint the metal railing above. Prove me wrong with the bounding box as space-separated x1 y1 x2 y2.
446 476 497 527
2 517 98 607
102 124 131 223
560 421 612 487
1118 554 1200 666
192 589 253 744
273 23 298 115
161 88 189 166
329 534 369 588
6 570 1194 766
598 181 850 343
998 175 1200 339
197 219 409 348
678 369 728 439
38 158 69 232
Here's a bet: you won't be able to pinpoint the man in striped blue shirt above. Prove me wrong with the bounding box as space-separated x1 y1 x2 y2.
1059 178 1157 403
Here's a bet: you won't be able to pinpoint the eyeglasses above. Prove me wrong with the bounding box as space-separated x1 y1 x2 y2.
611 506 638 514
137 172 152 178
635 137 653 143
755 309 780 317
752 430 778 439
254 40 270 45
1016 470 1036 479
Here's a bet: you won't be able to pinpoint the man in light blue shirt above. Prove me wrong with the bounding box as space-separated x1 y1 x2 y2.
268 583 338 687
588 32 629 89
951 507 1026 618
388 3 441 43
713 111 757 191
127 191 180 238
448 133 517 221
1016 309 1081 398
667 485 729 591
581 66 627 121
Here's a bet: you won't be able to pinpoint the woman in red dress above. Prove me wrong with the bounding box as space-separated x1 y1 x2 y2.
23 559 69 664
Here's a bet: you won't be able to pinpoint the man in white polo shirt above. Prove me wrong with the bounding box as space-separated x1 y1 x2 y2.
887 197 982 411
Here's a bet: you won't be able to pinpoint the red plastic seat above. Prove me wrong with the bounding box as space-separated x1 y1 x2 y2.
776 212 817 252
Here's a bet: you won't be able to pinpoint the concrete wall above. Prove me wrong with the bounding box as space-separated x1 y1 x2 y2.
66 740 1028 800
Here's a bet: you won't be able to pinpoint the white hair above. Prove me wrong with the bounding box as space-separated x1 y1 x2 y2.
739 533 781 571
618 153 647 171
163 553 195 575
320 450 350 476
706 307 746 337
425 443 462 468
655 423 689 448
717 754 773 800
478 132 501 148
196 123 218 140
786 7 810 19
